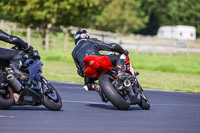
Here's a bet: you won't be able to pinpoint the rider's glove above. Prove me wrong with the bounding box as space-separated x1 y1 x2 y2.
25 45 34 53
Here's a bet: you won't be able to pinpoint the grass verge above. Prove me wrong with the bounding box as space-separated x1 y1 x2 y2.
41 60 200 93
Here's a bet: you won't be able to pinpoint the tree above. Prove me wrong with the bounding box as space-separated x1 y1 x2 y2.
0 0 110 49
138 0 200 37
136 0 171 35
94 0 148 34
168 0 200 37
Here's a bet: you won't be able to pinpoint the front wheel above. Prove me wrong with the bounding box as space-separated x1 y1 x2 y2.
138 92 150 110
0 87 14 110
99 74 130 110
41 77 62 111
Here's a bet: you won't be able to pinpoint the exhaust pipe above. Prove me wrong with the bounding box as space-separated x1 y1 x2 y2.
124 79 134 97
7 74 23 92
124 79 131 87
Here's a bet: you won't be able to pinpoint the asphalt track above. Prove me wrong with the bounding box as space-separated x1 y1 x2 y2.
0 81 200 133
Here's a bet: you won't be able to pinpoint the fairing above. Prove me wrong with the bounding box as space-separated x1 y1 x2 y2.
84 56 113 78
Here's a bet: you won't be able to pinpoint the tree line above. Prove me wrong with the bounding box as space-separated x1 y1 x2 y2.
0 0 199 44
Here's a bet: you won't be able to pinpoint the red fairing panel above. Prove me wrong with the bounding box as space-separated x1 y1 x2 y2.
126 55 136 76
126 55 131 71
84 56 113 78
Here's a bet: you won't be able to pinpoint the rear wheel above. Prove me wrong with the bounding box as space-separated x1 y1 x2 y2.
0 87 14 110
41 77 62 111
99 74 130 110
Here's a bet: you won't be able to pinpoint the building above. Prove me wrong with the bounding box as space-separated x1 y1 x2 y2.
157 25 196 41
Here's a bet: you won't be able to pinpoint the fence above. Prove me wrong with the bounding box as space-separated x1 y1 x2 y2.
59 27 200 56
120 35 200 56
0 19 200 56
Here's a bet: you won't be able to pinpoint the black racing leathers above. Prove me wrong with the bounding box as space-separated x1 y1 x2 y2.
0 29 28 49
71 38 127 78
0 29 29 64
0 29 29 78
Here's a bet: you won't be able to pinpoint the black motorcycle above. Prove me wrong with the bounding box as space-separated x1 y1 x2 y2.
0 48 62 111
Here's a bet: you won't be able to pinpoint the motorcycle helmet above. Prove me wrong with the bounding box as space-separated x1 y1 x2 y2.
74 30 90 45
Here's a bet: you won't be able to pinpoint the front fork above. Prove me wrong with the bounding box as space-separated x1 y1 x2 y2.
132 76 149 103
126 77 141 105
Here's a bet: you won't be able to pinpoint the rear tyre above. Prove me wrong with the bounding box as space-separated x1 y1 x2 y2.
41 77 62 111
0 87 14 110
99 74 130 110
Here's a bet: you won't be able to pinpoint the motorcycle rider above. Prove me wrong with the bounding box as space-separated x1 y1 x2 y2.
72 30 129 93
0 29 33 78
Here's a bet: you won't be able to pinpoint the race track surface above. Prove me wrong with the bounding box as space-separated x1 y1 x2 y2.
0 81 200 133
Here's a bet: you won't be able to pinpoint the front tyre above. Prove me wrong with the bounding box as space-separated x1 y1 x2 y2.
138 92 150 110
41 77 62 111
99 74 130 110
0 87 14 110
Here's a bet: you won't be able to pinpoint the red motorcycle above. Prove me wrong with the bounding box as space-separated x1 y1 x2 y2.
84 54 150 110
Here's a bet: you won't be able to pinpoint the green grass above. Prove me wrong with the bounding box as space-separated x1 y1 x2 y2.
138 70 200 93
38 49 74 63
129 52 200 75
38 49 200 93
38 48 200 76
41 60 200 93
42 61 82 83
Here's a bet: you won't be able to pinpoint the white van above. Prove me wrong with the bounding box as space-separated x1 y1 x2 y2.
157 25 196 41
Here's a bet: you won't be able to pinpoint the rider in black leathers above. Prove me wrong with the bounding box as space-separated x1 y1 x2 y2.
72 30 128 92
0 29 33 78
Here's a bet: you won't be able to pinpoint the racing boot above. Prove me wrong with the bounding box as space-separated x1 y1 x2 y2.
83 83 108 103
9 51 28 79
84 82 100 92
116 54 126 79
0 72 8 94
116 54 127 89
91 83 108 103
9 64 27 79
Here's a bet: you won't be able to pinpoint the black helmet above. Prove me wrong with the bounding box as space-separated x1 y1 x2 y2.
74 30 90 45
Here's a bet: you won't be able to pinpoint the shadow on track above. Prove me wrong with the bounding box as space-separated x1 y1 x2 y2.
10 105 49 111
86 103 142 111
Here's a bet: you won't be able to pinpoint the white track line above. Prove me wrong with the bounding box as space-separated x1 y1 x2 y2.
62 100 103 105
151 103 200 107
0 115 14 118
